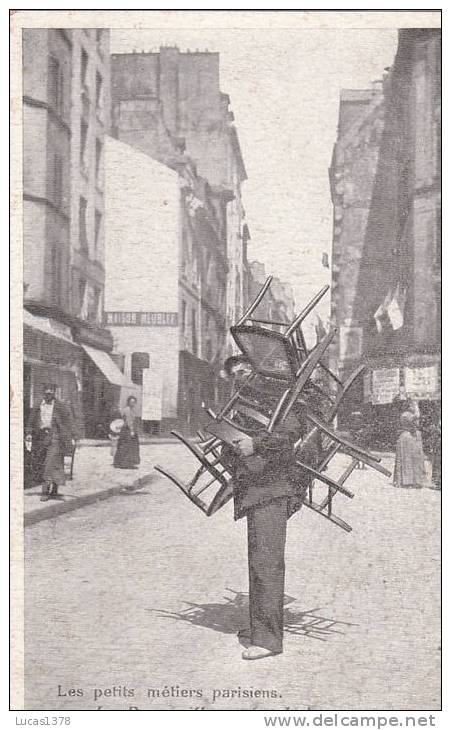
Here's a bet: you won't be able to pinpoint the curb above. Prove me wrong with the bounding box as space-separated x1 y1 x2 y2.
77 438 179 448
24 472 157 527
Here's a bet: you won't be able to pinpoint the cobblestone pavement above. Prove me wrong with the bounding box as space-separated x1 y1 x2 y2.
24 445 440 711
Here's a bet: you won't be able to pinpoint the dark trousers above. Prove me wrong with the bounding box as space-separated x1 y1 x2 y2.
247 497 288 653
30 429 51 486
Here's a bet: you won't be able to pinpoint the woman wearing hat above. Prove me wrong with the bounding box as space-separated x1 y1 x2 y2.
393 410 427 489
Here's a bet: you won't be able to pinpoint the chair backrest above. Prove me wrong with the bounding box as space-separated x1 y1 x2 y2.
232 277 331 381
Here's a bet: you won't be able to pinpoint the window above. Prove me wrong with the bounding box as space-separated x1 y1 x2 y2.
95 138 102 181
131 352 150 385
235 272 241 313
339 326 363 361
206 339 212 361
80 120 88 167
89 287 101 322
435 204 441 270
181 228 189 272
51 154 63 208
95 71 103 108
181 300 186 334
51 245 62 305
79 197 88 250
78 277 87 315
192 308 198 355
48 55 64 116
81 48 89 88
433 111 441 181
94 210 102 253
205 249 211 282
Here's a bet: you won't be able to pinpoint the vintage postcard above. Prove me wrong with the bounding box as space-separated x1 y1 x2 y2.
10 10 441 713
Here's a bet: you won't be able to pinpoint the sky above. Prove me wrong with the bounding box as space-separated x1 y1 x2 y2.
110 27 398 328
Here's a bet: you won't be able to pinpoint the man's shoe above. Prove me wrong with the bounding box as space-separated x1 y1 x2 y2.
242 645 281 660
40 494 51 502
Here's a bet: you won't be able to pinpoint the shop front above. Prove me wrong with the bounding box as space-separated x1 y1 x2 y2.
104 313 180 435
23 308 139 439
361 354 440 450
78 344 137 438
23 309 82 429
72 322 137 438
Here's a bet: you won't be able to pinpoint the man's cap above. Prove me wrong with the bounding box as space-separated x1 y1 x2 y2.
43 383 57 392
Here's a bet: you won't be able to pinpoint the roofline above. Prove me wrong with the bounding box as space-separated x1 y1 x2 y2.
229 125 247 182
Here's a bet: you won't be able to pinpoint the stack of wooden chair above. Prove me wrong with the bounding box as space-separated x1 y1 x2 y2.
155 277 390 531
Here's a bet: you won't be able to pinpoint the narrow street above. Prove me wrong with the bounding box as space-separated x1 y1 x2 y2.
24 444 440 711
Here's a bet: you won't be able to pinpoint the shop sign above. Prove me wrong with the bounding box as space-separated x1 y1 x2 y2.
371 368 400 405
404 365 439 400
104 311 178 327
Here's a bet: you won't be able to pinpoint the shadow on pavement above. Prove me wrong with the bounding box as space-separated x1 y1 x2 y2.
150 588 356 641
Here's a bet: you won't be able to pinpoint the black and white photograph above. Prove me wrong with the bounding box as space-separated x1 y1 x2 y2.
10 9 441 714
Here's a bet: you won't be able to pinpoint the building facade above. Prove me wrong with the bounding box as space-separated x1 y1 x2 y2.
110 47 249 355
329 29 441 446
247 261 296 330
108 46 250 431
23 28 131 437
328 85 385 395
104 136 229 433
104 138 179 429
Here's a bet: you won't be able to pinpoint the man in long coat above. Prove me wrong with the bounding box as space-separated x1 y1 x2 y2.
222 356 310 660
25 383 77 501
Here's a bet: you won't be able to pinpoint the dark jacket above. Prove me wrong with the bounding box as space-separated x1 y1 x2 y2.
222 382 310 520
26 399 76 456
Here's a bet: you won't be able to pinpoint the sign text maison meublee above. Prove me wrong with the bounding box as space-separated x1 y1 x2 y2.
104 312 179 327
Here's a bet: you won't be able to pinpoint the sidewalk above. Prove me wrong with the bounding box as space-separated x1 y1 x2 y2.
77 435 178 448
24 442 185 526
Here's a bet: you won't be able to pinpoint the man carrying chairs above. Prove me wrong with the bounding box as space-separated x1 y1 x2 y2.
219 354 310 660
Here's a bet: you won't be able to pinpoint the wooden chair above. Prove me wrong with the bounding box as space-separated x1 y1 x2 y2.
231 276 330 382
154 430 233 517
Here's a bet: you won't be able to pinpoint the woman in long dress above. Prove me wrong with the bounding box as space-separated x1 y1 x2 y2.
114 396 140 469
393 410 427 489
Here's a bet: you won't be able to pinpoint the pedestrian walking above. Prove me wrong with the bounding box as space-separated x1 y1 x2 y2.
113 396 140 469
25 383 77 501
393 410 427 489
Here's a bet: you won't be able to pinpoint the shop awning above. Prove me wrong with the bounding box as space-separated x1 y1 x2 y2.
23 310 75 345
81 344 137 388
